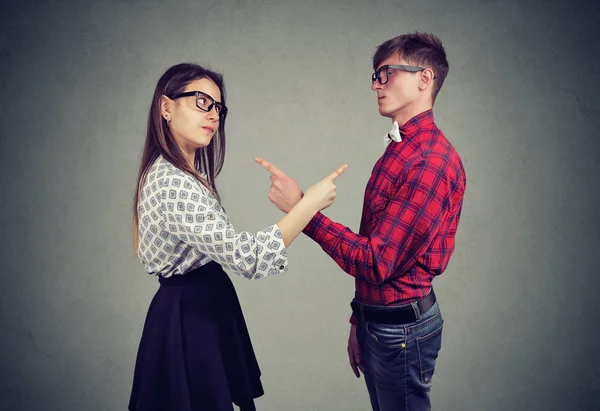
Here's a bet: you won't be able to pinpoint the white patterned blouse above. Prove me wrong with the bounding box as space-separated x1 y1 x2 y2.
137 155 289 279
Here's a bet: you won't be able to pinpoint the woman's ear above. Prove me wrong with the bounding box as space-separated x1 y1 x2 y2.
160 95 172 122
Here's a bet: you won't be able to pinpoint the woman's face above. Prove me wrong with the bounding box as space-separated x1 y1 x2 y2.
163 77 222 155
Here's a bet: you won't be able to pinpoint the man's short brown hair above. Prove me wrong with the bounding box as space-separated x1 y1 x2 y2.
373 32 449 103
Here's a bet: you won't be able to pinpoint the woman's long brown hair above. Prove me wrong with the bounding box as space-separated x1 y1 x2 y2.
133 63 227 255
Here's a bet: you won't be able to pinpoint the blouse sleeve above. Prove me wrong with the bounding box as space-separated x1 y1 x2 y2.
157 172 288 280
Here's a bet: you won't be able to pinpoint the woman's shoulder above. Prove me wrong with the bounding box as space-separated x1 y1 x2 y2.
154 156 210 194
141 155 184 192
152 155 182 176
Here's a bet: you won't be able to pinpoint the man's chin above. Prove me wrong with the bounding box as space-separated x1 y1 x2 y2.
378 108 394 118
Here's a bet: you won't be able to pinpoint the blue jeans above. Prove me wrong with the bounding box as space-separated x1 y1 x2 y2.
356 301 444 411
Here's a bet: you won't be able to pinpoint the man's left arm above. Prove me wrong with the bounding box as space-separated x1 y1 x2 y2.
303 156 456 285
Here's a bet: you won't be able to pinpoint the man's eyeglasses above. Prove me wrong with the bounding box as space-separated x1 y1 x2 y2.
371 64 427 85
171 91 228 118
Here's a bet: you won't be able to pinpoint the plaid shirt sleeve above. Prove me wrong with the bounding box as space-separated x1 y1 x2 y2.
303 155 456 285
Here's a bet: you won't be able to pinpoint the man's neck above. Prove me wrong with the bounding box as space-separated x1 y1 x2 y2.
392 102 433 126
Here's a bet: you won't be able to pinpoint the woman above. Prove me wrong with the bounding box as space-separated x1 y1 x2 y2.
129 63 347 411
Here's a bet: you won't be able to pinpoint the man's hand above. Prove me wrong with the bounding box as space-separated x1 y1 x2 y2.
255 157 304 213
348 324 362 378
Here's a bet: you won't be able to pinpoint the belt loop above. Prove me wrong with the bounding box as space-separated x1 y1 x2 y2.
351 299 364 322
410 301 421 321
358 301 364 321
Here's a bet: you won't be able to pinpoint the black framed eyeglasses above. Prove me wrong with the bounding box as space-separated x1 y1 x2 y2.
371 64 427 85
171 91 228 118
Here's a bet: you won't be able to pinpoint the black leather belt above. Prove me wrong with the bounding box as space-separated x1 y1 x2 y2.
351 289 436 325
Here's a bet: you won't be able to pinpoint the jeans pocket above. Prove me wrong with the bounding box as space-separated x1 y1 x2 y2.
416 322 443 386
366 321 406 348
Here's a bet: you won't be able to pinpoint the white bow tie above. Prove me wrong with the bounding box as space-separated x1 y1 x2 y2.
384 121 402 148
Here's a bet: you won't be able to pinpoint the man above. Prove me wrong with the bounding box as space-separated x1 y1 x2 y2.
256 32 466 411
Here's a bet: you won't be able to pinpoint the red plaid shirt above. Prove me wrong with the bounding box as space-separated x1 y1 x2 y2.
303 110 466 324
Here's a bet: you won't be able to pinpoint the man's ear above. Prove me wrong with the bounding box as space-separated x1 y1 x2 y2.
418 68 435 91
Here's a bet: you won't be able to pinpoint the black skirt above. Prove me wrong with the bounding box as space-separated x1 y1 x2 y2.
129 261 264 411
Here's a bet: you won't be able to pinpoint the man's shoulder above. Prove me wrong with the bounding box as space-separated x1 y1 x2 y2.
420 124 463 163
404 129 464 184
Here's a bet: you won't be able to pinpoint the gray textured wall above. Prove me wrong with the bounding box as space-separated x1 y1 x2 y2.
1 0 599 410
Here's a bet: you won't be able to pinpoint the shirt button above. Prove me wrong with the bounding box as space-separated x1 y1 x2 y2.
279 265 285 270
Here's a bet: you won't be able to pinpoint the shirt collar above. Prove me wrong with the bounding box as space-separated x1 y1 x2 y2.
398 109 435 140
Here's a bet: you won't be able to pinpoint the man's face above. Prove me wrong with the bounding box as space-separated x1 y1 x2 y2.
371 55 422 120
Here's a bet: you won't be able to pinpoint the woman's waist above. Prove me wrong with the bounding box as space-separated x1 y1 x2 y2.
158 260 227 286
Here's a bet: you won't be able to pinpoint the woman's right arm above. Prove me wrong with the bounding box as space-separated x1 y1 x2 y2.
152 164 346 279
275 163 347 248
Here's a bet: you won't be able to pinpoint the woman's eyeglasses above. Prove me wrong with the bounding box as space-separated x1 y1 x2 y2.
171 91 228 118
